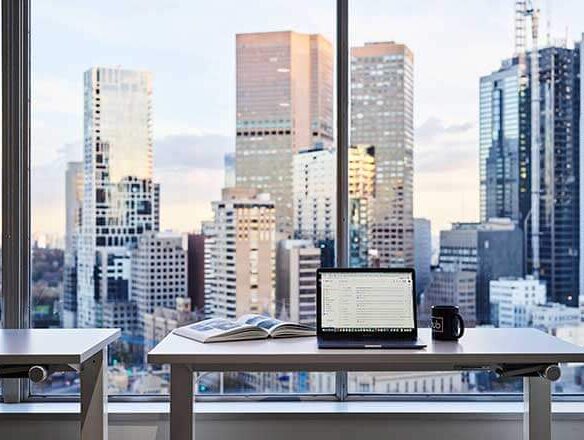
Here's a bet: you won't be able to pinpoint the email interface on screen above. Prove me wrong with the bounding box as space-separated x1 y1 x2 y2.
320 272 415 333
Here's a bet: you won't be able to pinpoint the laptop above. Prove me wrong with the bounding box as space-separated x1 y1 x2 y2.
316 268 426 349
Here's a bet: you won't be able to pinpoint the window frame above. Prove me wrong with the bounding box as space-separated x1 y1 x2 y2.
1 0 582 404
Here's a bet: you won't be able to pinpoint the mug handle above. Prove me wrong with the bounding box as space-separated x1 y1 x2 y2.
454 313 465 339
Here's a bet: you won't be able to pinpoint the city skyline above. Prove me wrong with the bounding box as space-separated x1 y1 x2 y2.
31 1 584 240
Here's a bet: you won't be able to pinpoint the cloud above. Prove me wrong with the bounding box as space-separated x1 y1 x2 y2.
414 117 476 173
154 134 234 171
413 116 480 233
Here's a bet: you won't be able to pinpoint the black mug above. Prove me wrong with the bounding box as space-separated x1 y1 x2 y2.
431 305 465 341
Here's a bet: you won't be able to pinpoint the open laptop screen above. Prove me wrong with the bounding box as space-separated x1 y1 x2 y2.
319 271 415 334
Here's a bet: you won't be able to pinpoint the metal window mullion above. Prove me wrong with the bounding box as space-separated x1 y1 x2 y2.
2 0 31 403
336 0 349 269
335 0 349 401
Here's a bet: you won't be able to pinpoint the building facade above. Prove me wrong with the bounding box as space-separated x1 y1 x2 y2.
349 145 375 267
414 218 432 297
489 276 546 328
275 240 321 326
422 269 477 326
208 188 276 319
482 44 583 307
235 31 333 238
292 147 336 243
62 161 83 328
131 232 188 332
187 234 206 313
351 41 414 268
77 67 159 331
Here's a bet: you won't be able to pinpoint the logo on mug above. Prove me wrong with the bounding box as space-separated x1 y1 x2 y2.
431 316 443 333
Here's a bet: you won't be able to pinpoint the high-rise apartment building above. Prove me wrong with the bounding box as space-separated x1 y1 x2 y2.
77 67 159 330
482 43 583 307
349 145 375 267
292 147 335 243
414 218 432 297
208 188 276 319
62 161 83 328
351 41 414 268
275 240 321 326
131 232 188 332
235 31 333 238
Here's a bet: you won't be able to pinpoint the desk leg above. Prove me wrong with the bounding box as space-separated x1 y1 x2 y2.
523 376 551 440
170 364 193 440
80 347 108 440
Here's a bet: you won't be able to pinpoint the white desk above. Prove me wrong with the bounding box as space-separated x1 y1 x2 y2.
0 328 120 440
149 328 584 440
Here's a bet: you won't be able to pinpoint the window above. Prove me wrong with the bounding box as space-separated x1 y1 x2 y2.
1 0 582 402
29 0 335 397
346 0 584 396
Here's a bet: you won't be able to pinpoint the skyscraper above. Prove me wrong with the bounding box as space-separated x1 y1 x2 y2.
62 161 83 328
414 218 432 297
479 59 524 223
77 67 159 331
207 188 276 319
481 44 582 306
235 31 333 238
351 42 414 268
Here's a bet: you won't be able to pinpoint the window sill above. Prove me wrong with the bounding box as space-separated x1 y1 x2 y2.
1 401 584 420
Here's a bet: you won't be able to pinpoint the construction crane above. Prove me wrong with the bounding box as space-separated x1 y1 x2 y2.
515 0 541 278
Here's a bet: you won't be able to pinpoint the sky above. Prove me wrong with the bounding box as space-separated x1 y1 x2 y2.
29 0 584 241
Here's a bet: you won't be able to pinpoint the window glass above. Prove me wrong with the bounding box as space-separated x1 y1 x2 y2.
30 0 335 396
348 0 584 395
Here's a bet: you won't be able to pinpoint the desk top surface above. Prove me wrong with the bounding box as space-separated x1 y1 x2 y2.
0 328 120 364
148 328 584 371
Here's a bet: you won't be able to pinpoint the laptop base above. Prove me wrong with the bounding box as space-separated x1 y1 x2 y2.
318 338 426 349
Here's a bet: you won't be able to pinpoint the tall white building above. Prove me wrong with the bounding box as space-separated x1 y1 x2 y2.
276 240 321 326
208 188 276 319
131 232 188 331
62 161 83 328
77 67 159 331
489 277 546 328
292 147 336 243
351 42 414 268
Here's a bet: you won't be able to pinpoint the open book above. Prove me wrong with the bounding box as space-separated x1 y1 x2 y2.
173 314 316 343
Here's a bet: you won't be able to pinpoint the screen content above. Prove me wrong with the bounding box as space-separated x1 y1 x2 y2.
320 272 415 333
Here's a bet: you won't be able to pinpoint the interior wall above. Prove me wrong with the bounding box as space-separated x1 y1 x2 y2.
0 413 583 440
